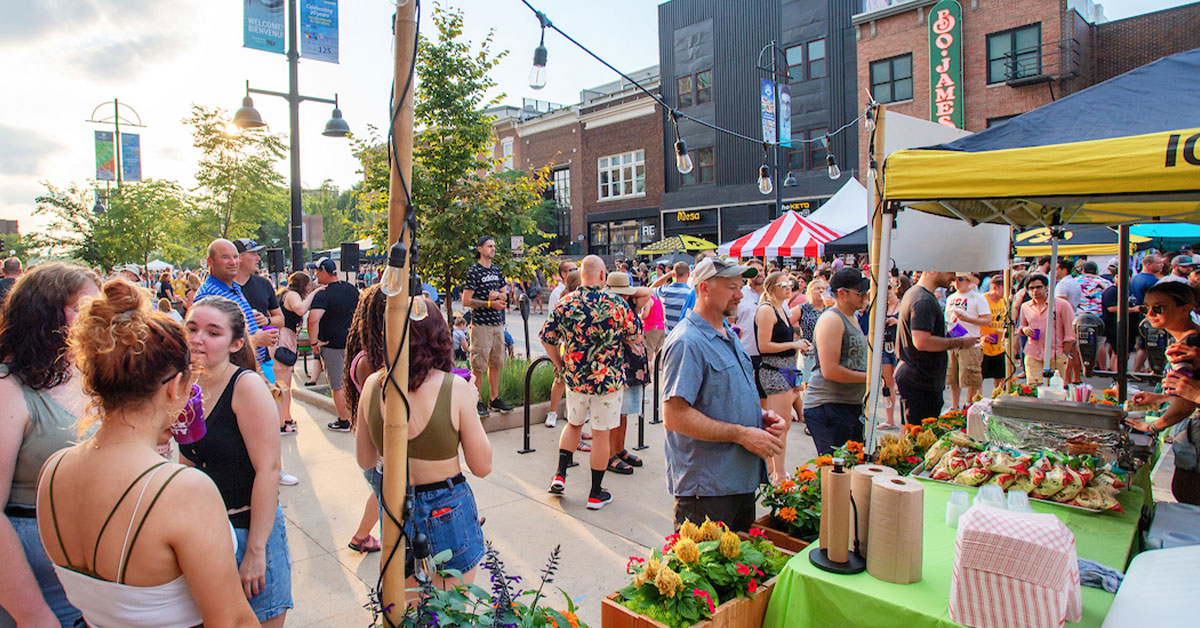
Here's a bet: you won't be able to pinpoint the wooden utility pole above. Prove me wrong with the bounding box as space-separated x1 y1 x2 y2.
381 1 418 619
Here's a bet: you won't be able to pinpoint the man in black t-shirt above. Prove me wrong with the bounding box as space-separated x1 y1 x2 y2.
461 236 512 418
896 270 977 426
309 257 361 432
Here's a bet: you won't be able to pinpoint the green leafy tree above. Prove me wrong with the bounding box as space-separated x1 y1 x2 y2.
30 182 102 264
184 105 288 241
357 4 558 320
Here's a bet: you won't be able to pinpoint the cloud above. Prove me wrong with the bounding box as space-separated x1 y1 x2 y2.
70 31 187 80
0 126 65 176
0 0 169 47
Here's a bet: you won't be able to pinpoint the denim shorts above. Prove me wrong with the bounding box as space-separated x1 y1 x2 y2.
621 384 645 416
405 476 486 575
881 350 897 366
234 505 293 621
0 513 82 628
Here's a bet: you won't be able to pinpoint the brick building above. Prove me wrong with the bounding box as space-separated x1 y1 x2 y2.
853 0 1200 164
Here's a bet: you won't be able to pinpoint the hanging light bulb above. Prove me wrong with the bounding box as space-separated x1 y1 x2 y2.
867 158 878 180
411 532 435 586
864 108 876 132
410 295 429 321
826 153 841 180
380 240 407 297
758 164 773 195
675 138 693 174
529 16 548 90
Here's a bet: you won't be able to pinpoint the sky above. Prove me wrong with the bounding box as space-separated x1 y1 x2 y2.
0 0 1190 237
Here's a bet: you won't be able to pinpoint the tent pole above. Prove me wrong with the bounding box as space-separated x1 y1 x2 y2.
1004 226 1015 382
381 1 416 618
1117 225 1130 402
865 104 886 451
1044 233 1059 380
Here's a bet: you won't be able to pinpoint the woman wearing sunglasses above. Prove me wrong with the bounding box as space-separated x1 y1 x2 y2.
1125 281 1200 505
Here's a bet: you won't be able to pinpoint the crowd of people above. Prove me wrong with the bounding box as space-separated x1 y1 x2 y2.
5 236 1200 626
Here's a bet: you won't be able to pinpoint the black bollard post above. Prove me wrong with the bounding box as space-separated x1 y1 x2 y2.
519 356 551 454
519 293 531 361
650 350 663 425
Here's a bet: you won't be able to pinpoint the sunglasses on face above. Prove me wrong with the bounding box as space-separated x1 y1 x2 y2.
1139 304 1168 316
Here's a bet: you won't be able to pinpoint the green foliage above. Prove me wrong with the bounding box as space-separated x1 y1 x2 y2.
184 104 288 242
473 358 555 406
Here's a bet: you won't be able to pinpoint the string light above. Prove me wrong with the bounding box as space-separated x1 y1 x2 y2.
864 107 875 132
671 112 693 174
867 157 878 180
529 12 548 90
758 164 773 195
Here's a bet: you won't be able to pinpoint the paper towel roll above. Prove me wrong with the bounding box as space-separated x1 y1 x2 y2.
818 465 830 551
850 465 898 555
866 475 924 584
825 466 852 563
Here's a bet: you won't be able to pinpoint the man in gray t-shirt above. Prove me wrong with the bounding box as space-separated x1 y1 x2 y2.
804 268 870 455
662 257 784 532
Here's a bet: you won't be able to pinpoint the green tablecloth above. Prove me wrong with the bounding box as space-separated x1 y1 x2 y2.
762 479 1144 628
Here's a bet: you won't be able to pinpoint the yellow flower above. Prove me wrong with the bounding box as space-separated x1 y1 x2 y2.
698 517 721 542
634 570 649 587
674 537 700 564
654 566 682 598
719 531 741 559
916 429 937 450
679 520 701 542
644 557 663 580
777 506 798 522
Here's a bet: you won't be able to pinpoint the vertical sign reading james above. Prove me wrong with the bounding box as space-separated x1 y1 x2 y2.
929 0 963 129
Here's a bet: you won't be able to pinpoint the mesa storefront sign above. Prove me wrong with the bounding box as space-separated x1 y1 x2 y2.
676 210 703 222
929 0 963 129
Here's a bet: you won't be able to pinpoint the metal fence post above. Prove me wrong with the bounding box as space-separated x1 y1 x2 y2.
519 356 552 454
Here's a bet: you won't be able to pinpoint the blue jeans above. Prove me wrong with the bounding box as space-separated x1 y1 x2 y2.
234 505 292 622
805 403 864 455
0 514 82 628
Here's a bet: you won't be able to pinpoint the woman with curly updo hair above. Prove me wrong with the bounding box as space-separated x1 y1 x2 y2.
33 278 257 627
0 262 98 627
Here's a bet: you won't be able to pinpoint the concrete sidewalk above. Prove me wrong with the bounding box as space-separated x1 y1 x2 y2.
277 392 817 627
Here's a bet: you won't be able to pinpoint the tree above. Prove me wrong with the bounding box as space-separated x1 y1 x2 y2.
357 4 559 321
184 105 288 241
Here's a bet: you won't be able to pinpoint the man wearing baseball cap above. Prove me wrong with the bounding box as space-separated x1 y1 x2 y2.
309 257 360 432
805 268 870 454
1158 254 1194 284
661 257 786 531
461 235 513 418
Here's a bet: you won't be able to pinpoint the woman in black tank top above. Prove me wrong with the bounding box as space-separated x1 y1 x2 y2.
275 272 325 426
754 271 811 483
183 296 292 624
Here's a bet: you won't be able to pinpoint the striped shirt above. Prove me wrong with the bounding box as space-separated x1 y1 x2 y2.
195 275 266 363
655 282 693 332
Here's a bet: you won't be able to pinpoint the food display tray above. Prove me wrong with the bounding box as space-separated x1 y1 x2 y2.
991 396 1124 430
907 460 1104 513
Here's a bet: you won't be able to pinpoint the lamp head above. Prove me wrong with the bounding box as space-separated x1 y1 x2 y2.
233 95 266 129
322 107 350 137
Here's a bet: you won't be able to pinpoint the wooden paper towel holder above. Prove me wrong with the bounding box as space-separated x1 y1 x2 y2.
809 458 867 574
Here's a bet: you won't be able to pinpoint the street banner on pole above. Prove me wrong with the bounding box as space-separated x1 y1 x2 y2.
779 84 792 147
760 79 776 143
94 131 116 181
301 0 339 63
245 0 286 55
121 133 142 182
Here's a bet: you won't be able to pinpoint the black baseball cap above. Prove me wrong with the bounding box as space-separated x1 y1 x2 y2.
233 238 265 253
830 268 871 293
315 257 337 274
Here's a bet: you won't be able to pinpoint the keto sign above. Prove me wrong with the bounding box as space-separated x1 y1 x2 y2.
929 0 963 129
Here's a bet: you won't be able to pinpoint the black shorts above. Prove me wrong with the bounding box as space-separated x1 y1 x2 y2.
897 381 944 426
981 352 1007 380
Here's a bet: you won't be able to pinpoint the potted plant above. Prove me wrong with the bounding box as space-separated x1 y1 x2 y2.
602 520 792 628
753 461 821 552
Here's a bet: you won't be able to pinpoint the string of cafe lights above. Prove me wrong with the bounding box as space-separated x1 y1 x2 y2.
517 0 879 191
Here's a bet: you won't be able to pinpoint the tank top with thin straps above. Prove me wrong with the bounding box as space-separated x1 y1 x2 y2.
366 370 460 461
755 301 797 359
178 368 255 526
41 451 204 628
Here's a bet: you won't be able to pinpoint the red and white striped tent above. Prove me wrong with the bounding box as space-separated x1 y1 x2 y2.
717 210 845 258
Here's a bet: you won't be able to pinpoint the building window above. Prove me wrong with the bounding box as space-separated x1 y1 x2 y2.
806 39 826 79
696 70 712 104
987 114 1021 128
553 167 570 207
787 134 805 171
677 75 694 108
785 44 804 79
598 150 646 200
807 128 828 171
987 24 1041 84
500 137 514 171
870 54 913 104
680 147 715 186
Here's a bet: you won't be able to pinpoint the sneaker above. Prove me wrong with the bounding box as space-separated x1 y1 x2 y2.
587 489 613 510
548 475 566 495
477 400 490 418
490 397 514 413
327 419 351 432
279 471 299 486
544 411 558 428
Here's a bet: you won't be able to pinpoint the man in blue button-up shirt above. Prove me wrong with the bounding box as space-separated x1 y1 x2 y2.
662 257 786 532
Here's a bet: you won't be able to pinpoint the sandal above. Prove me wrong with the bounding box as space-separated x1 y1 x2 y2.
581 432 593 441
617 450 643 467
577 442 592 452
349 535 381 553
607 456 634 475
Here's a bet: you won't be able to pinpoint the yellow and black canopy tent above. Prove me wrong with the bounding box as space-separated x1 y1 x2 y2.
1014 226 1151 258
635 234 717 256
874 46 1200 405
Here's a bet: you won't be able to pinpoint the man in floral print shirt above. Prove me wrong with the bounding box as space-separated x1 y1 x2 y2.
540 255 642 510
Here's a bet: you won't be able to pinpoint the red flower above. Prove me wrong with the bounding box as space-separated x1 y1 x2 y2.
625 556 644 574
748 579 758 594
735 563 750 576
692 588 715 615
748 528 766 539
906 456 921 464
662 533 680 555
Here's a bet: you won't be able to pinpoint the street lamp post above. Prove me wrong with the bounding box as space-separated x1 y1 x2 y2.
234 0 350 272
86 99 145 195
757 41 799 221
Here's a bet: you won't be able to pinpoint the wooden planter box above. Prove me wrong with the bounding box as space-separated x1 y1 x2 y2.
750 515 812 554
600 578 778 628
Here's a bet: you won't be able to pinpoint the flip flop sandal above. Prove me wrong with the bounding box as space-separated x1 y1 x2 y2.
581 432 593 441
577 442 592 452
618 450 643 467
349 535 381 553
607 456 634 475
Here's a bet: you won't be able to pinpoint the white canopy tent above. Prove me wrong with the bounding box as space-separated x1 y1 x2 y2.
146 259 174 271
805 178 869 236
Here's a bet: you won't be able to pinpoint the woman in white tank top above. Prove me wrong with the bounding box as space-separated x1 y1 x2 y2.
35 279 257 628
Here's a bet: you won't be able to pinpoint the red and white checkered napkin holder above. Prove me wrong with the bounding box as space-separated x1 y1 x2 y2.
949 506 1082 628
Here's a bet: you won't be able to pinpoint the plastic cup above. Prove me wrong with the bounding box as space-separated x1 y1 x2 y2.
974 484 1007 510
1032 328 1042 340
170 384 206 445
947 323 968 338
946 490 970 527
988 333 1000 343
1007 490 1034 513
